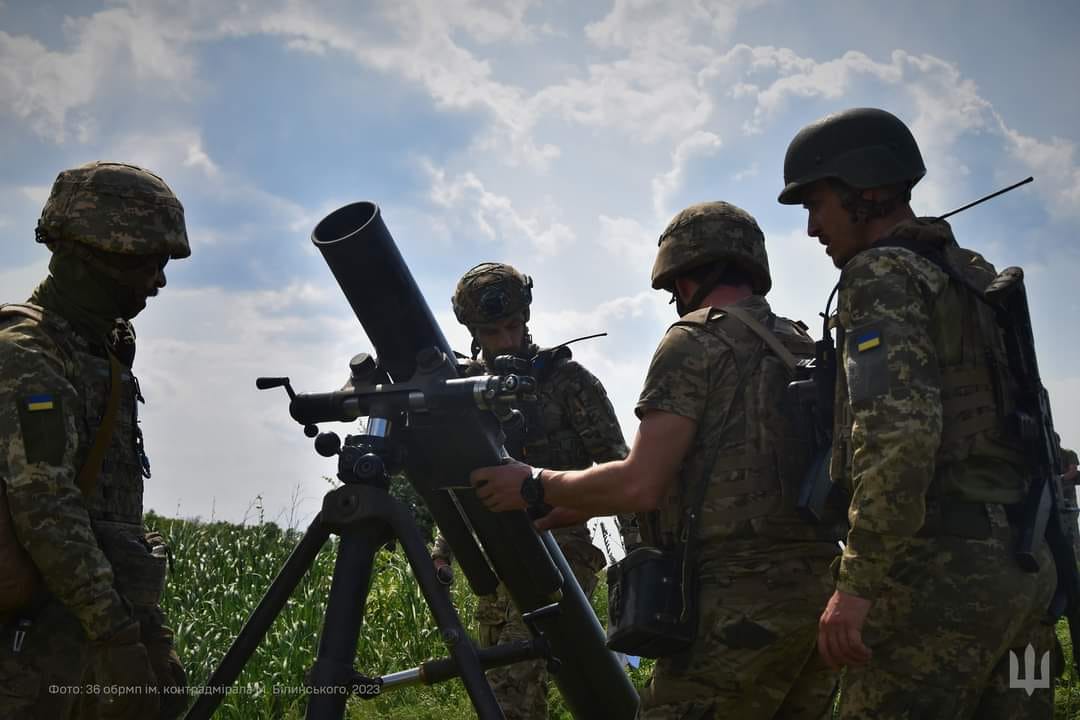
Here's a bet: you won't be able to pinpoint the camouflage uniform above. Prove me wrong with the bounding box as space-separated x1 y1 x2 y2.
829 219 1057 719
637 202 840 719
0 162 189 719
435 263 628 719
636 297 840 720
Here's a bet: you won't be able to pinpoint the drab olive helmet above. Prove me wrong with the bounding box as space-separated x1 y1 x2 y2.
452 262 533 326
36 161 190 258
777 107 926 205
651 201 772 296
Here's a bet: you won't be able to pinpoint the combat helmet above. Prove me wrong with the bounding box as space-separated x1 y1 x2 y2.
36 161 190 258
452 262 533 326
777 107 925 205
652 201 771 296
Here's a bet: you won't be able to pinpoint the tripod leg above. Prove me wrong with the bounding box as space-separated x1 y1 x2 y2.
185 515 332 720
305 516 390 720
392 495 506 720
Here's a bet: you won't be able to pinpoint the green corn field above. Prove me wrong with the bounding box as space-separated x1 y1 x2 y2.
149 509 1080 719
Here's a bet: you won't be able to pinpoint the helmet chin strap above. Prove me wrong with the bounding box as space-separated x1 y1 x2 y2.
673 263 730 316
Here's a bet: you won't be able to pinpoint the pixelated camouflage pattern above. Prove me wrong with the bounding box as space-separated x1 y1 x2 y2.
636 296 842 550
836 508 1055 719
451 262 533 326
0 302 183 717
830 219 1030 600
432 348 627 716
0 307 132 639
38 161 190 259
829 218 1056 717
634 295 840 715
651 201 772 295
640 556 837 719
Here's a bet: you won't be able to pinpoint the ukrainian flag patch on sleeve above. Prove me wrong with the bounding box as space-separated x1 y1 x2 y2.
25 394 56 412
856 330 882 353
17 393 65 464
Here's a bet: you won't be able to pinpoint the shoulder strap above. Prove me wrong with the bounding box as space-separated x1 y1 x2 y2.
0 304 45 324
75 352 123 498
676 334 768 622
721 306 798 370
873 240 996 308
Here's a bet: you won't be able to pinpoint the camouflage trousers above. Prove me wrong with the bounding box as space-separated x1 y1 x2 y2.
640 555 839 720
836 510 1058 720
0 598 186 720
477 526 605 720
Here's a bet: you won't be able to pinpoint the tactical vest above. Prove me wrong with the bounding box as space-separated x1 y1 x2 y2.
644 305 825 549
0 304 164 609
830 241 1027 505
502 349 592 471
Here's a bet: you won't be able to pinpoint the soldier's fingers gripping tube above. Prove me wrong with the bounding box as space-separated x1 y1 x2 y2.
309 201 638 717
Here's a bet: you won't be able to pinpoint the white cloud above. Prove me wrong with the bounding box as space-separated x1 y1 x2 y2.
423 160 575 255
0 8 195 142
995 114 1080 220
134 282 364 525
651 130 723 219
597 215 659 272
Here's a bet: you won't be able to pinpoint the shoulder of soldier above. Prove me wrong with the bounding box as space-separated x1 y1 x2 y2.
545 356 606 394
670 306 720 329
654 310 735 366
0 304 70 366
841 245 948 301
771 314 815 357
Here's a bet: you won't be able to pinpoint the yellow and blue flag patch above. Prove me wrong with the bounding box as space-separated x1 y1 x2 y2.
25 394 55 412
856 330 882 353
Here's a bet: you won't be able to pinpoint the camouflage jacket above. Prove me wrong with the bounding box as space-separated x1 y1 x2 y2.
636 296 840 569
830 218 1028 599
432 347 629 563
0 302 157 640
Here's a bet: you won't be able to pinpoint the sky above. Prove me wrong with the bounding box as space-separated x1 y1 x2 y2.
2 0 1078 534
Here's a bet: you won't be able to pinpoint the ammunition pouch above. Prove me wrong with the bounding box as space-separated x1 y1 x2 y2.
915 499 1002 540
605 547 695 658
93 521 168 608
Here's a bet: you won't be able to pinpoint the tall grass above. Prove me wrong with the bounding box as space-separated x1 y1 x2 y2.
149 510 1077 719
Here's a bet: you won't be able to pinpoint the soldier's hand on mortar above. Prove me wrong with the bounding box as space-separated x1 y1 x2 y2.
534 507 591 531
92 620 161 719
470 461 531 511
817 590 873 670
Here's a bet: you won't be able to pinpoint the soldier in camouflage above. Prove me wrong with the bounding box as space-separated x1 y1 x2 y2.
471 204 841 718
778 107 1058 718
430 262 629 720
0 161 189 719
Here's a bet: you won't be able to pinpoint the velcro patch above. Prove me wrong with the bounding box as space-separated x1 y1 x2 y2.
16 395 66 465
846 327 890 404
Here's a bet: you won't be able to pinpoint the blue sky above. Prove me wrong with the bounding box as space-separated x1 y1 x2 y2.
3 0 1078 527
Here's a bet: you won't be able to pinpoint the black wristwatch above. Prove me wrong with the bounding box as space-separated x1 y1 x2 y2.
521 466 551 518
